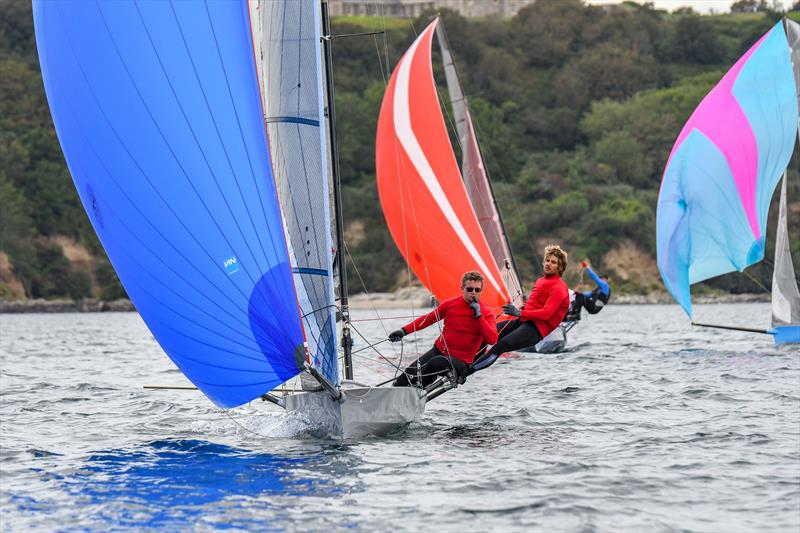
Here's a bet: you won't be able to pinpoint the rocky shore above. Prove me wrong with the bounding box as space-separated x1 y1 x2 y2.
0 290 769 313
0 298 136 313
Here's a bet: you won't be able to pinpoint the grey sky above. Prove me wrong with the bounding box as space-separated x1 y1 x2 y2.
586 0 795 14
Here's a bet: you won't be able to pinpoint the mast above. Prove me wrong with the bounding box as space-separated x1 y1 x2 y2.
321 0 353 380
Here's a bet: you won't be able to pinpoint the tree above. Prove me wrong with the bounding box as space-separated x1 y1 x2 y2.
670 15 724 64
730 0 769 13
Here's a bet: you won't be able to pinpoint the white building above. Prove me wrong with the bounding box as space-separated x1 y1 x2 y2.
328 0 536 18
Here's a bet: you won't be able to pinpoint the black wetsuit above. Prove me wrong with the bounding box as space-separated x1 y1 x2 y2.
393 346 467 388
571 266 611 317
467 319 543 373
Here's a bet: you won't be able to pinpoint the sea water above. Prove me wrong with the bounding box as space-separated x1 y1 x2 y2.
1 303 798 532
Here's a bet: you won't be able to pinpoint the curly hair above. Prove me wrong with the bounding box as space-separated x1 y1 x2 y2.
461 270 484 287
544 244 568 276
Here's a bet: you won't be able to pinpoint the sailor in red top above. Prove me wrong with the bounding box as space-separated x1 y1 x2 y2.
390 271 498 387
470 244 570 373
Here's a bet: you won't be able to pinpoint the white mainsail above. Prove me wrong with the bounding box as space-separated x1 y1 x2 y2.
772 19 800 330
771 173 800 327
249 0 339 383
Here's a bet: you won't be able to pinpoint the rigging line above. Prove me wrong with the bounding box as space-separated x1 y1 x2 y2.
343 317 389 360
351 338 389 356
381 38 422 379
350 314 420 322
374 0 414 381
328 30 385 39
371 16 388 86
344 319 409 373
348 345 403 372
743 267 771 294
398 139 451 363
469 115 540 273
342 238 392 338
762 257 800 286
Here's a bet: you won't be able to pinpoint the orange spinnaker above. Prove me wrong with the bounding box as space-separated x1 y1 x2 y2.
375 20 510 309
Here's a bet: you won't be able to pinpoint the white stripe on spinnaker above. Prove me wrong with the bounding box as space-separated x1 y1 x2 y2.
392 26 504 296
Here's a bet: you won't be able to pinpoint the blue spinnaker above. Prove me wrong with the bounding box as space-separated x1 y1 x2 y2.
657 21 798 317
34 0 305 408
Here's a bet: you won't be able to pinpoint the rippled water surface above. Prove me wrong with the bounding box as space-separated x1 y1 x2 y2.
1 303 798 531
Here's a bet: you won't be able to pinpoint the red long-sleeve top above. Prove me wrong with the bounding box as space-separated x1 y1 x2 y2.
401 296 498 363
519 274 569 338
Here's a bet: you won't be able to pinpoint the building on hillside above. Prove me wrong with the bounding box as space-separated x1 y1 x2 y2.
329 0 435 17
328 0 535 18
437 0 533 17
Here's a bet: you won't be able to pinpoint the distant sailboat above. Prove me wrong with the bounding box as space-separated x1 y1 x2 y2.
33 0 428 439
376 18 575 354
657 19 800 345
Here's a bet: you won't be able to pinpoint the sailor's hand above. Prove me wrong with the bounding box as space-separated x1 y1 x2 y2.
502 303 521 317
388 329 406 342
468 299 481 318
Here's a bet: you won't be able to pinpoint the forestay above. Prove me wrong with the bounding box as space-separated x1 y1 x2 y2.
34 0 306 408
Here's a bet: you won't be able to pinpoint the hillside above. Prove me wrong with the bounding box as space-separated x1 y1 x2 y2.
1 0 798 302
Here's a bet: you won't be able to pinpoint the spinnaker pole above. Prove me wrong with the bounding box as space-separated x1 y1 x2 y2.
321 0 353 380
691 322 772 334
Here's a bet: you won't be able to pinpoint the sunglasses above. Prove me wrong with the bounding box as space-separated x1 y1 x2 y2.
463 287 482 293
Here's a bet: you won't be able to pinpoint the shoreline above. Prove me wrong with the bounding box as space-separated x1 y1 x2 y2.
0 291 770 314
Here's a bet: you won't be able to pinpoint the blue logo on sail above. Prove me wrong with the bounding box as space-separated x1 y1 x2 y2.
223 256 239 276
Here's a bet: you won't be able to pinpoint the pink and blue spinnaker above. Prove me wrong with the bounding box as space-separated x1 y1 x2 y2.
657 21 799 317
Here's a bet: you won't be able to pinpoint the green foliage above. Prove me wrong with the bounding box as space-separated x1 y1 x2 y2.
669 15 724 64
95 258 127 301
0 172 33 248
29 242 71 298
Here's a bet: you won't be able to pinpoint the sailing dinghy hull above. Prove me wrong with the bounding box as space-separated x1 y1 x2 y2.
770 325 800 345
517 321 577 354
285 385 426 439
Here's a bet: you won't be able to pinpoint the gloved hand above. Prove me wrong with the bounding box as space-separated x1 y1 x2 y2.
468 299 481 318
581 260 589 269
388 329 406 342
502 303 521 316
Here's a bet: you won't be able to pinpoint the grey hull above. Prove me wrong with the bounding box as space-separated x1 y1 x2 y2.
516 320 576 354
534 325 568 353
284 384 426 439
